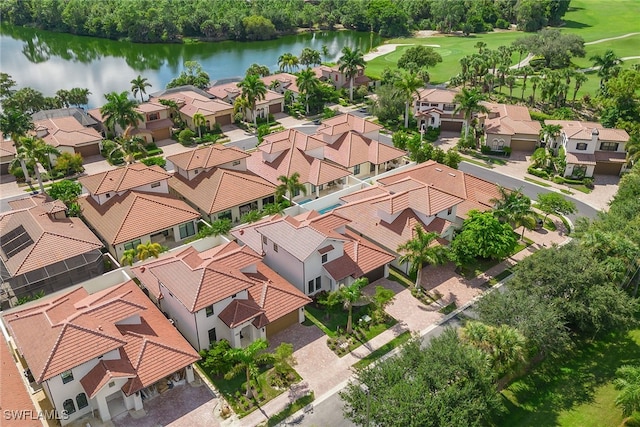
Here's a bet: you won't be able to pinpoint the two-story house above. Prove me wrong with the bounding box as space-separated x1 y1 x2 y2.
0 194 104 308
32 108 103 158
332 161 502 274
207 81 285 119
261 73 301 99
315 114 407 178
77 164 200 260
414 87 465 132
167 145 277 224
131 241 310 350
246 129 351 201
132 101 173 142
312 65 372 91
152 86 235 128
0 133 17 175
232 210 395 295
2 280 200 425
480 103 541 152
544 120 630 177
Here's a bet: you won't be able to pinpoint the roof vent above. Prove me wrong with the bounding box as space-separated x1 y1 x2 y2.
97 326 103 331
592 128 599 135
448 173 456 177
140 266 146 273
435 168 442 172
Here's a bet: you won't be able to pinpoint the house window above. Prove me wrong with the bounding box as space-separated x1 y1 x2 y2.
573 164 588 178
444 104 455 111
108 381 115 388
354 164 361 175
232 160 241 166
124 239 141 251
599 141 619 151
63 399 76 415
147 112 160 121
370 163 376 172
273 243 278 252
262 235 267 245
76 393 88 410
205 305 214 317
151 182 161 188
447 207 453 215
315 277 321 292
106 193 111 198
308 279 314 294
322 254 328 263
194 169 199 175
179 222 195 239
218 210 232 221
61 370 74 384
576 143 588 150
311 184 316 194
208 328 217 345
262 196 274 206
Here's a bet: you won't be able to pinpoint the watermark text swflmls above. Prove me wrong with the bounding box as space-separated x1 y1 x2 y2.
3 409 69 421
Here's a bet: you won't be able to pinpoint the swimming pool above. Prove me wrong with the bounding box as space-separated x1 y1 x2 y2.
318 203 342 214
297 199 313 205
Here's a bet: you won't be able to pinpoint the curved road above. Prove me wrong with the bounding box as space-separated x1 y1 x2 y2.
458 162 600 220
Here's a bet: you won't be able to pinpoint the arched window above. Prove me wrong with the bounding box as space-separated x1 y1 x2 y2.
63 399 76 414
76 393 88 410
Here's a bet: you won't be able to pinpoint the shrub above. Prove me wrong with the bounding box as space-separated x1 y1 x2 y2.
527 166 550 179
553 176 565 184
583 177 594 189
424 126 440 142
502 146 512 155
179 129 195 145
54 152 84 176
529 110 553 123
495 18 509 29
145 148 163 156
141 156 167 169
480 145 492 154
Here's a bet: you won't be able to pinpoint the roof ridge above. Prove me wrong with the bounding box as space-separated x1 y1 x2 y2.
8 227 42 275
190 269 207 312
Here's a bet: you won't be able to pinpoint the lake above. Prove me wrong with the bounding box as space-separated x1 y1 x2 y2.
0 25 383 108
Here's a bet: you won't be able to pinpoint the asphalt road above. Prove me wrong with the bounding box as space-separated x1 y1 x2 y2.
457 162 600 220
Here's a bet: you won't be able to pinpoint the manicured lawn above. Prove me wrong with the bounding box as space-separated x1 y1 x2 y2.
388 266 414 288
497 328 640 427
352 331 412 370
462 157 495 169
266 392 315 427
198 362 300 418
561 0 640 41
524 177 552 187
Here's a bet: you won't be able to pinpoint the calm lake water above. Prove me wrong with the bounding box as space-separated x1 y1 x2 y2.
0 25 382 108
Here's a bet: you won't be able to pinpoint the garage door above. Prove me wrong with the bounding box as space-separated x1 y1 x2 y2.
510 139 537 152
0 162 10 175
594 162 622 175
365 265 386 282
266 310 299 338
269 103 282 114
440 121 463 132
75 143 101 158
216 114 232 126
152 128 171 141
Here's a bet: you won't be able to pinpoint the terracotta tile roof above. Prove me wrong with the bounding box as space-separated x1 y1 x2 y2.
376 161 500 214
260 129 326 154
339 186 389 203
323 131 406 168
415 87 458 104
218 299 264 328
207 83 283 107
80 356 136 398
3 280 199 395
87 108 105 124
594 151 626 162
482 103 541 136
77 191 200 245
323 229 395 281
33 116 102 148
0 139 17 157
169 167 276 215
373 178 464 216
0 339 41 427
230 214 283 253
545 120 630 142
167 145 249 171
247 145 350 187
261 73 300 94
79 164 171 195
316 113 382 136
136 101 169 114
158 90 233 118
566 152 596 165
0 195 103 276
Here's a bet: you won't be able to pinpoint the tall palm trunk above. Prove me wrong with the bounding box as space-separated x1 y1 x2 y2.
404 101 410 128
415 262 423 289
349 77 354 102
346 304 353 334
34 163 45 194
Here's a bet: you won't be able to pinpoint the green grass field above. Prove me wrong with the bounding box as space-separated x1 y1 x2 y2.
366 0 640 91
498 328 640 426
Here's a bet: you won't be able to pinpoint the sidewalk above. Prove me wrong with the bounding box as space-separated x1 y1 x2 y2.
233 222 570 427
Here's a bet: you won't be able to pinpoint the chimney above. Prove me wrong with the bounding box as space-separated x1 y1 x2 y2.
140 266 146 273
591 128 599 145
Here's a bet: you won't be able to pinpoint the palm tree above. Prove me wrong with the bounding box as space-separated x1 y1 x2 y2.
277 53 299 73
237 74 267 132
130 75 152 103
590 50 623 86
572 73 588 105
296 69 320 115
395 71 423 128
491 186 536 239
474 41 487 54
397 225 449 289
103 136 146 164
241 210 264 224
299 47 322 68
11 136 60 193
519 66 533 101
515 44 528 69
626 133 640 167
539 123 563 147
614 365 640 417
321 45 329 62
505 74 516 99
224 339 274 398
120 249 136 266
453 88 489 142
192 112 206 138
209 218 233 236
329 277 369 334
338 46 365 102
136 241 163 261
100 91 143 136
276 172 306 201
529 75 540 105
0 108 33 143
